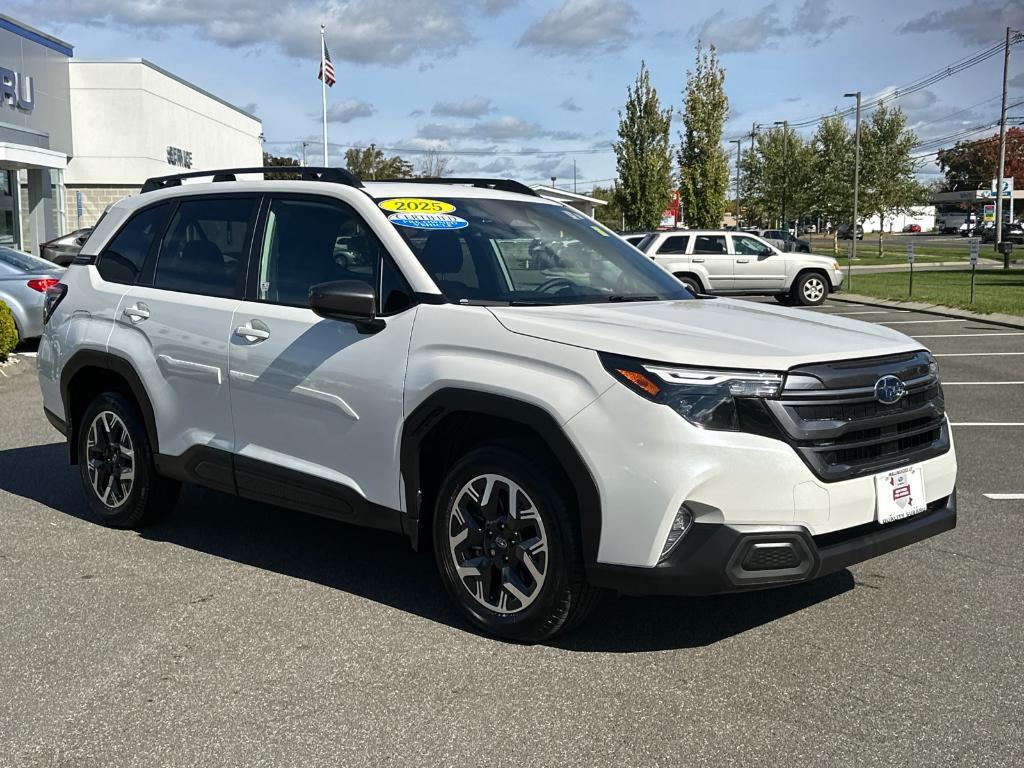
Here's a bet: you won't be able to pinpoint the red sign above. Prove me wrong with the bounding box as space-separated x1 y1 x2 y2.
660 189 680 229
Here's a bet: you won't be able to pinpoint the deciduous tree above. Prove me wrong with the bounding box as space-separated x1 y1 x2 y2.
613 62 674 231
937 127 1024 192
678 43 730 228
809 115 854 252
860 104 922 256
344 144 414 180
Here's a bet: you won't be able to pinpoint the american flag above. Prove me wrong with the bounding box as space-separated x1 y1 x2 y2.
318 42 336 87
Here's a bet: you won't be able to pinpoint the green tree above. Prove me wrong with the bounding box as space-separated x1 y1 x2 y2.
262 151 300 180
344 144 414 180
809 114 854 253
937 127 1024 192
739 125 812 231
590 185 626 230
612 62 673 231
860 104 922 256
678 43 729 228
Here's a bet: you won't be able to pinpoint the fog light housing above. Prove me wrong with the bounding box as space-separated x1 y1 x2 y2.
659 504 694 561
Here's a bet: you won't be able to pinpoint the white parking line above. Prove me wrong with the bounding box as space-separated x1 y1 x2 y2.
983 494 1024 500
934 352 1024 357
942 381 1024 385
913 332 1024 338
950 422 1024 426
828 310 913 316
881 319 967 325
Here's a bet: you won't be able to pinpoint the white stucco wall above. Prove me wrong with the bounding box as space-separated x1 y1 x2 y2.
64 59 262 186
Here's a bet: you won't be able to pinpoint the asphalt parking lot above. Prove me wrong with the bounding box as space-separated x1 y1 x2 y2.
1 301 1023 768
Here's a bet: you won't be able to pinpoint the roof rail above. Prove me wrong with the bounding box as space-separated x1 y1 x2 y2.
140 166 363 194
374 177 539 197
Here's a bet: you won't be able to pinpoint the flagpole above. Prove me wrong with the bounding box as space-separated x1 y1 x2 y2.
321 23 328 166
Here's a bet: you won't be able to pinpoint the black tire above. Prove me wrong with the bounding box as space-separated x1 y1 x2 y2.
77 392 180 528
433 445 601 643
674 274 703 296
792 272 829 306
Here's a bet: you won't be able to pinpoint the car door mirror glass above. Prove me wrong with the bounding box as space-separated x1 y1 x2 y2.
309 279 385 333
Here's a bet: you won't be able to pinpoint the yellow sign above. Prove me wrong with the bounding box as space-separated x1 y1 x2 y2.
378 198 455 214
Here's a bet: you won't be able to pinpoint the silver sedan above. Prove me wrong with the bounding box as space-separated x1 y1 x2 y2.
0 246 65 342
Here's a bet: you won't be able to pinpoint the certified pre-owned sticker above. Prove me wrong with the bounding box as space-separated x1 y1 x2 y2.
379 198 456 213
388 212 469 230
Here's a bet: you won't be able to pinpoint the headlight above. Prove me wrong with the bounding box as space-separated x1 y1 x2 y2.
601 354 783 431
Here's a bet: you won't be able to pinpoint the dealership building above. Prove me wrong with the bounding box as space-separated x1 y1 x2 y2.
0 14 262 255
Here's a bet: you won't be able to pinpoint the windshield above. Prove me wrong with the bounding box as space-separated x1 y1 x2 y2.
378 196 690 305
0 247 55 273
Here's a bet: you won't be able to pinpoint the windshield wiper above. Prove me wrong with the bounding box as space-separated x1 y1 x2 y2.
605 294 660 302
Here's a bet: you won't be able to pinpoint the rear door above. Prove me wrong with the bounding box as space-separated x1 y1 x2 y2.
730 233 787 291
109 195 258 464
227 193 417 520
689 234 733 290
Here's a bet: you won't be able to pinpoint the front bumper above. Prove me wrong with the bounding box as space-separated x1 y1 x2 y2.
588 490 956 596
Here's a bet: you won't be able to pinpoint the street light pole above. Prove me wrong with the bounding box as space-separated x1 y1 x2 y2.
845 91 862 281
730 138 742 228
774 120 788 234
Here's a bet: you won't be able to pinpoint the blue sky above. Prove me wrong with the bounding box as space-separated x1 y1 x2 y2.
18 0 1024 188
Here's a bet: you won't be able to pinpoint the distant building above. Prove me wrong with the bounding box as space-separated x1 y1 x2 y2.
530 185 608 219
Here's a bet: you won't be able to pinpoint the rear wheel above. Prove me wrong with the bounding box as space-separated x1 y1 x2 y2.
674 274 703 296
792 272 828 306
433 445 601 642
78 392 180 528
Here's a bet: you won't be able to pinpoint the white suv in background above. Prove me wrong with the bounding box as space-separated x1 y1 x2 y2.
640 229 843 305
38 168 956 642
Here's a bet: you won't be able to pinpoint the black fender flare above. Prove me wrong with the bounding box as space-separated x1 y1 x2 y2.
60 349 160 462
399 388 602 566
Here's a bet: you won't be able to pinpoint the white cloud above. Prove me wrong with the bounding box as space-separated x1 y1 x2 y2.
417 116 584 142
431 96 495 118
325 99 375 123
519 0 637 55
16 0 501 64
692 0 852 53
559 97 583 112
899 1 1024 45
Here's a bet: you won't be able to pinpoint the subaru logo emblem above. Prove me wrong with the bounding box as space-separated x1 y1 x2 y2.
874 375 906 405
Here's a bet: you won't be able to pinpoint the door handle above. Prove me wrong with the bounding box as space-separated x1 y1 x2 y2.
736 258 751 263
691 257 706 263
234 324 270 342
123 304 150 322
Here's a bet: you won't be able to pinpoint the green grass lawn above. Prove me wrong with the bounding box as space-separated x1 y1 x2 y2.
845 269 1024 316
814 250 973 265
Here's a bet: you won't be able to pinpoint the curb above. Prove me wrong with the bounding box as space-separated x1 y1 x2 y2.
829 293 1024 331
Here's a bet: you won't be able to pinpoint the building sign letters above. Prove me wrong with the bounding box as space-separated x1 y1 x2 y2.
0 67 34 113
166 146 193 168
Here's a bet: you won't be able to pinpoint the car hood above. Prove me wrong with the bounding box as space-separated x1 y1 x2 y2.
488 298 920 370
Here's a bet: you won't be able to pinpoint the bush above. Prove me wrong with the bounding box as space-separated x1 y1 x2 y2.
0 300 18 361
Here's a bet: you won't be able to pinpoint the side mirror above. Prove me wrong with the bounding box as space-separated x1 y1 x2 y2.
309 280 385 333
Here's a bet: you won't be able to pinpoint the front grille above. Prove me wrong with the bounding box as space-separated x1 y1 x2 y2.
764 351 950 482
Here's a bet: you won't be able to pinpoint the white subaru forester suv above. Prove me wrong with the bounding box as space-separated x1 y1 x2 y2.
38 168 957 642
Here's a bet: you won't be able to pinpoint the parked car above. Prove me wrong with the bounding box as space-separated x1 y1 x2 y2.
0 246 64 342
39 167 956 642
980 222 1024 244
758 229 811 253
621 232 654 248
40 228 93 267
837 223 864 240
640 229 841 305
799 224 817 235
902 224 922 233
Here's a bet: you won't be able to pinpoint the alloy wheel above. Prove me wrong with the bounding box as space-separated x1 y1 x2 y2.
447 473 549 615
802 277 826 303
85 411 136 509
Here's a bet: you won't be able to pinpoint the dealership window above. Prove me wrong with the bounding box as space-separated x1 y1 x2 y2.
0 171 15 246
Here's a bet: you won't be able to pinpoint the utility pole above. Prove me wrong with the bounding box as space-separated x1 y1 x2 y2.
773 120 788 233
301 141 308 167
994 26 1017 268
845 91 863 278
730 138 742 227
573 159 577 193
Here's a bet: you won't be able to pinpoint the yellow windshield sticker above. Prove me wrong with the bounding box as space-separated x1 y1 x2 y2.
591 225 610 237
378 198 456 214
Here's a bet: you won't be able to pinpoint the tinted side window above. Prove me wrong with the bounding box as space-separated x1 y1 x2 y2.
693 235 727 254
97 204 170 285
258 197 402 310
154 197 256 298
656 235 690 255
733 236 772 256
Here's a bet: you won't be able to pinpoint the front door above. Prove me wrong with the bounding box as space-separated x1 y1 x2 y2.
689 234 733 290
730 234 787 291
228 194 417 521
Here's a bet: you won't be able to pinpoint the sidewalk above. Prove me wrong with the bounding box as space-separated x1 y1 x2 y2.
830 293 1024 330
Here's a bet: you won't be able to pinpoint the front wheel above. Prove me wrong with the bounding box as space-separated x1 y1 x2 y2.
433 445 601 642
674 274 703 296
792 273 829 306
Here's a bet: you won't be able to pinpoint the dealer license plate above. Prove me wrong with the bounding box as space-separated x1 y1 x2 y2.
875 464 927 524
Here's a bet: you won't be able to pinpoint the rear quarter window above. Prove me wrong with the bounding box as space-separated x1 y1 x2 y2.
97 204 171 285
